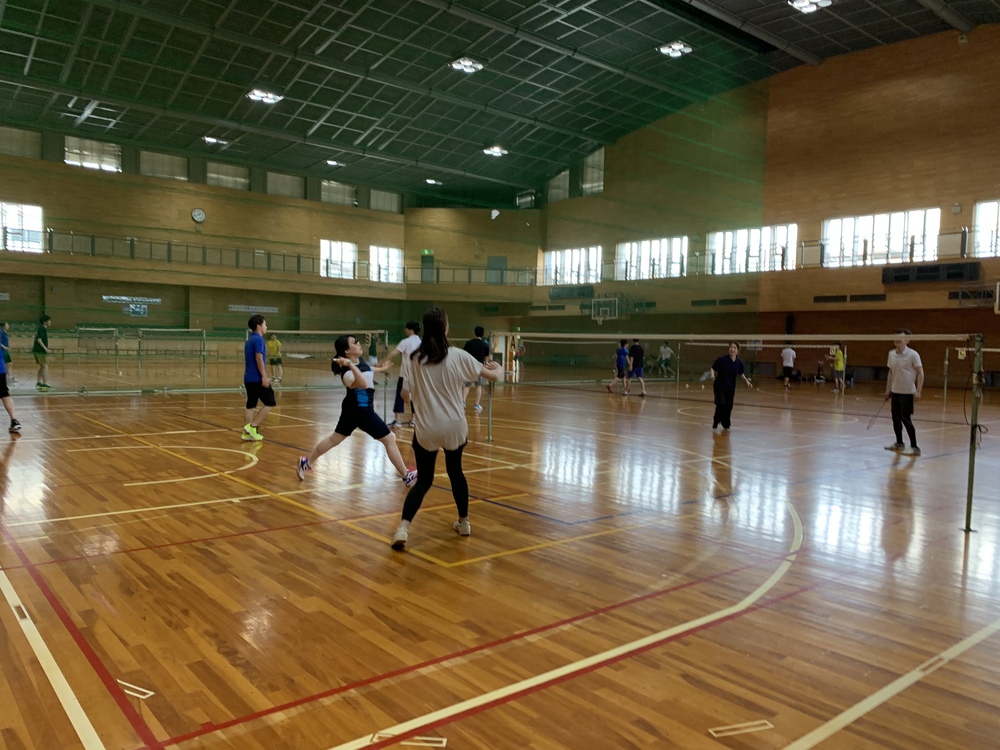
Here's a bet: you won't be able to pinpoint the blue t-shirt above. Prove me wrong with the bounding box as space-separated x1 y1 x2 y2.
244 332 266 383
615 347 629 369
712 355 745 392
0 330 8 374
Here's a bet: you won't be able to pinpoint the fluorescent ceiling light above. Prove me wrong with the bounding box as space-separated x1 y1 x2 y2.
788 0 832 12
483 145 508 157
426 178 443 185
326 159 340 166
451 56 484 73
657 41 693 58
203 136 228 145
246 85 284 104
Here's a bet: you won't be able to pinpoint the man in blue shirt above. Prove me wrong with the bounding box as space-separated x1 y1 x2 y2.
242 314 276 441
606 339 630 395
0 330 20 432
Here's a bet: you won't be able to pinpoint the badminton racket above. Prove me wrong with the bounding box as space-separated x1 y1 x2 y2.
867 395 890 430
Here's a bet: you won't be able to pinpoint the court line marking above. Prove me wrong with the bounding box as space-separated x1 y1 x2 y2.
0 567 107 749
64 444 260 486
78 415 340 522
161 543 800 748
326 503 803 749
708 719 774 738
0 522 162 748
783 615 1000 750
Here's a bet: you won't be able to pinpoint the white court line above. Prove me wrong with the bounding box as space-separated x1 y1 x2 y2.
64 444 259 486
784 615 1000 750
326 503 803 750
5 484 364 528
0 570 106 749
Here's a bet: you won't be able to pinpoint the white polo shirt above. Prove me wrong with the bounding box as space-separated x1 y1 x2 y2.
887 346 922 394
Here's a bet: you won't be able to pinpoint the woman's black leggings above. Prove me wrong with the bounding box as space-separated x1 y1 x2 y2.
400 438 468 522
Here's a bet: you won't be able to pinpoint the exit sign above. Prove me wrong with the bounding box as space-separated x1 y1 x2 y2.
420 248 434 256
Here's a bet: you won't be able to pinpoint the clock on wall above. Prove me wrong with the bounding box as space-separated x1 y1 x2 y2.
191 208 206 224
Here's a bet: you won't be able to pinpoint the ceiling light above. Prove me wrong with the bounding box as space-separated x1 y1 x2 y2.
658 41 693 58
788 0 832 13
483 145 508 157
246 85 284 104
326 159 340 167
450 56 484 74
426 178 443 185
203 136 229 145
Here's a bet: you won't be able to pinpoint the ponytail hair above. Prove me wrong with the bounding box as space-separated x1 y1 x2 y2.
412 307 449 365
331 334 354 375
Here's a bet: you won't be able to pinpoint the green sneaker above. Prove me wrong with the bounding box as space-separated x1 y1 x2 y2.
242 423 263 442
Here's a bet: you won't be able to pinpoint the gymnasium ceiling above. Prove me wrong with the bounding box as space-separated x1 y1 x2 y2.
0 0 996 207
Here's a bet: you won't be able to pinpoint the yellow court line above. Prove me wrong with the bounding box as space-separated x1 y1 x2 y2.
78 415 340 521
338 521 449 566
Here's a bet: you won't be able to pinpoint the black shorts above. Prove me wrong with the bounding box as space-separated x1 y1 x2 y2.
615 367 626 378
335 407 390 439
0 373 8 399
244 381 276 409
783 366 794 378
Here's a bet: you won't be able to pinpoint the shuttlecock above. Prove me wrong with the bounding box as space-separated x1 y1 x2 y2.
701 384 705 389
685 383 689 389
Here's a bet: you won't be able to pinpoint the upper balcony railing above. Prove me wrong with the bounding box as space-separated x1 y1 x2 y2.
0 227 537 286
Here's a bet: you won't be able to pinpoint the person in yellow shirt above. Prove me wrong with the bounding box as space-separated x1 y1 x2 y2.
266 333 283 383
827 342 846 393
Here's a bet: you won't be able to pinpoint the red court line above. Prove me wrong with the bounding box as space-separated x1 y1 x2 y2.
161 549 788 747
355 583 821 750
0 521 163 749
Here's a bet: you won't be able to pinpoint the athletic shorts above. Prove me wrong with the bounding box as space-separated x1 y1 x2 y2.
0 373 8 399
335 407 390 439
783 366 794 378
244 381 277 409
832 369 844 379
269 357 282 366
33 353 47 365
628 367 643 378
615 367 626 379
463 376 485 387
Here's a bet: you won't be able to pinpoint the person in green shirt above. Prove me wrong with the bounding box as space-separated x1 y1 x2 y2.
33 314 52 390
827 342 846 393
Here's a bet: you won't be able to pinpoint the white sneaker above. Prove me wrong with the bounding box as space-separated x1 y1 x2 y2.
473 404 482 412
297 456 311 480
391 526 408 551
402 469 417 487
453 519 471 536
884 443 904 452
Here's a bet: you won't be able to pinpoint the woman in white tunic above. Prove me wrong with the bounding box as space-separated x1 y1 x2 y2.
391 308 502 551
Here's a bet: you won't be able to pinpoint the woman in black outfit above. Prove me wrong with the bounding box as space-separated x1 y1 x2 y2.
710 342 753 431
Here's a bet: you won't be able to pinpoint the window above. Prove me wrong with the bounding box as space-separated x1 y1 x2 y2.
206 161 249 190
319 240 358 279
542 246 602 285
321 180 357 206
708 224 797 274
371 189 401 213
369 245 404 284
267 172 304 198
547 170 569 203
822 209 940 267
64 136 121 172
615 237 687 280
0 126 41 158
140 150 188 181
1 202 44 252
972 201 1000 258
582 147 605 195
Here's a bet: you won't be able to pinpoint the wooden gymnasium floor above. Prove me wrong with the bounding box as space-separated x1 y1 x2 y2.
1 381 999 750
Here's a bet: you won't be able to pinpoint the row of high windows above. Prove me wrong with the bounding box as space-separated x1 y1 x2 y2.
0 126 402 213
543 205 1000 284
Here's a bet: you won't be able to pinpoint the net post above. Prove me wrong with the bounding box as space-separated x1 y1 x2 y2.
201 329 207 389
942 346 949 408
486 379 494 442
963 333 983 533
